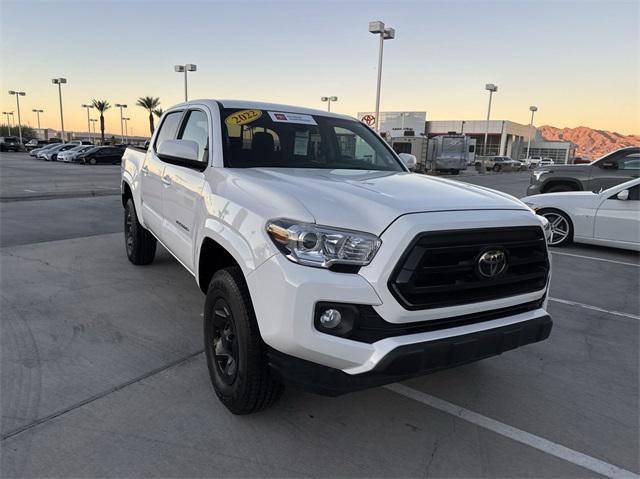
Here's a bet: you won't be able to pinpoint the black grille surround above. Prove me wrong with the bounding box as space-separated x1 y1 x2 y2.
389 227 549 311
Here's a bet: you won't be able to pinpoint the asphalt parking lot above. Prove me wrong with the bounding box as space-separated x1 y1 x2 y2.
1 152 638 478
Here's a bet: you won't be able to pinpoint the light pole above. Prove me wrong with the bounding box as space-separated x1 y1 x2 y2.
369 21 395 131
32 109 43 129
174 64 197 102
2 112 13 134
81 104 94 141
52 78 67 142
526 105 538 160
90 118 97 144
123 117 130 143
114 103 127 144
8 90 26 144
320 96 338 112
481 83 498 173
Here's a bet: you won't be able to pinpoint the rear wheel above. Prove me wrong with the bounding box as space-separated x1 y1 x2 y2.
89 157 97 165
538 209 573 246
124 199 156 264
204 267 283 414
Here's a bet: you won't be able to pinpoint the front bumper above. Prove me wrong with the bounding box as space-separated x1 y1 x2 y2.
526 183 543 195
247 210 551 377
269 314 552 396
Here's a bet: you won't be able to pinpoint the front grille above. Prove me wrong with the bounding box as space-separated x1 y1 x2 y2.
389 227 549 310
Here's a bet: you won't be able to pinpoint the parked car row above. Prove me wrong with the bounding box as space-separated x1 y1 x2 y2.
28 142 125 164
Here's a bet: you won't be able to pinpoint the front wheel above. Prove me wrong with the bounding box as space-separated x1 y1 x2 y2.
204 267 283 414
538 209 573 246
124 199 156 264
89 157 97 165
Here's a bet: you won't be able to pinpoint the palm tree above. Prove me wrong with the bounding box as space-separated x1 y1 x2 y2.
153 107 163 119
92 99 111 145
136 96 161 135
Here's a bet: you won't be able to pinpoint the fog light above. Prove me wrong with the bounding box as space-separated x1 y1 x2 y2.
319 309 342 329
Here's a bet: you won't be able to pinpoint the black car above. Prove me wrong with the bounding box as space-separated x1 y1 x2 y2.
0 136 21 152
77 146 123 165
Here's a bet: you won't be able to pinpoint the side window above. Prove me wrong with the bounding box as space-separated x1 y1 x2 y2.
620 153 640 170
628 185 639 201
154 111 183 151
178 110 209 163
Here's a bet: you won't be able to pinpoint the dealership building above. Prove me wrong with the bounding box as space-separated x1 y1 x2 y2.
426 120 576 163
356 112 576 164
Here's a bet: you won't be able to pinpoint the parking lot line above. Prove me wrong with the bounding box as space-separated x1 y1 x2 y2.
549 297 639 320
386 383 639 479
551 251 639 268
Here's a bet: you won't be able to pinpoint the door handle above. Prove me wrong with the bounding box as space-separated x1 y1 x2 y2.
161 175 172 186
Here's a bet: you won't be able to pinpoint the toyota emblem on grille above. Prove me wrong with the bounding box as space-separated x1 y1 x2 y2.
477 249 508 278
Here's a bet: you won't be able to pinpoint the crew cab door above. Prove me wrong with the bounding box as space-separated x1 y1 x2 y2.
590 151 640 191
594 183 640 245
160 108 210 271
140 110 183 235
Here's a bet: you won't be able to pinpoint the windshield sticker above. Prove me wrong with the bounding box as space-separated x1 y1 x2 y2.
225 109 262 126
268 111 317 126
293 131 309 156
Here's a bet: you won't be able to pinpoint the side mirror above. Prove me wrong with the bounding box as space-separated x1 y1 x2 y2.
617 189 629 201
398 153 417 171
157 139 199 162
600 160 618 169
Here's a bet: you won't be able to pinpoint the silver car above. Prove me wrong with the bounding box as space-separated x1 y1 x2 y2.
57 145 94 162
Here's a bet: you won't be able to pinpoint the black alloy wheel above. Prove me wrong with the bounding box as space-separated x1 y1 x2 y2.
211 299 239 385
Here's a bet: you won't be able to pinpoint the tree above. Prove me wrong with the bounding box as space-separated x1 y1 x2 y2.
153 108 163 119
136 97 161 135
0 124 37 140
91 99 111 145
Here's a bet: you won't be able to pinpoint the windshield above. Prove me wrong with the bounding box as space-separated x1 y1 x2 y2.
220 108 403 171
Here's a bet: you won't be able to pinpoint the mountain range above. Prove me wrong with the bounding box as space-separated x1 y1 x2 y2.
539 125 640 159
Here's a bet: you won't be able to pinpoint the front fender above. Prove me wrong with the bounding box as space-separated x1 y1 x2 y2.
197 216 277 285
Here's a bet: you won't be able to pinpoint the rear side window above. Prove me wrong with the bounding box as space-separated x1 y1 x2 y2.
154 111 183 151
178 110 209 163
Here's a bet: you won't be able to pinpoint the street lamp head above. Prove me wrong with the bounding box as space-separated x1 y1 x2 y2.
51 78 66 84
485 83 498 92
82 104 94 108
329 96 338 101
321 97 328 102
115 103 127 108
530 105 538 112
369 21 385 34
123 117 130 121
8 90 15 95
19 92 25 96
383 27 395 40
174 65 185 72
185 64 197 71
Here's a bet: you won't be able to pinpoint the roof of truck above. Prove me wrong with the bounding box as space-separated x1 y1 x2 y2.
171 99 355 121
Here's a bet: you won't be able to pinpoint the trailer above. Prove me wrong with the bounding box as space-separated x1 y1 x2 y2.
390 134 476 174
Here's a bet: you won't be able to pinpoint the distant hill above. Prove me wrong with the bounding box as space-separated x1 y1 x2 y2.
539 125 640 159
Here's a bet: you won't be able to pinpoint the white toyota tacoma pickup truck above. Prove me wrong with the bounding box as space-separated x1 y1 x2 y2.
121 99 553 414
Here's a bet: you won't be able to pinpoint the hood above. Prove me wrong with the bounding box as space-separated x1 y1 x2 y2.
229 168 528 234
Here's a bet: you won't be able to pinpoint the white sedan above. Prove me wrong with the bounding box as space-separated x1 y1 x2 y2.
522 178 640 251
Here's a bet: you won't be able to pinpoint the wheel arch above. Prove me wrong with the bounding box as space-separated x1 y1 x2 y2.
541 178 582 193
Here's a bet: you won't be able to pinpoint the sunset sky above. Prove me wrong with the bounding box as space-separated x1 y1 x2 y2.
1 0 638 138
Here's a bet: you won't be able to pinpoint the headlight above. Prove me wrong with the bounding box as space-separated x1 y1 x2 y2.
532 170 549 181
538 215 552 244
266 219 381 268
